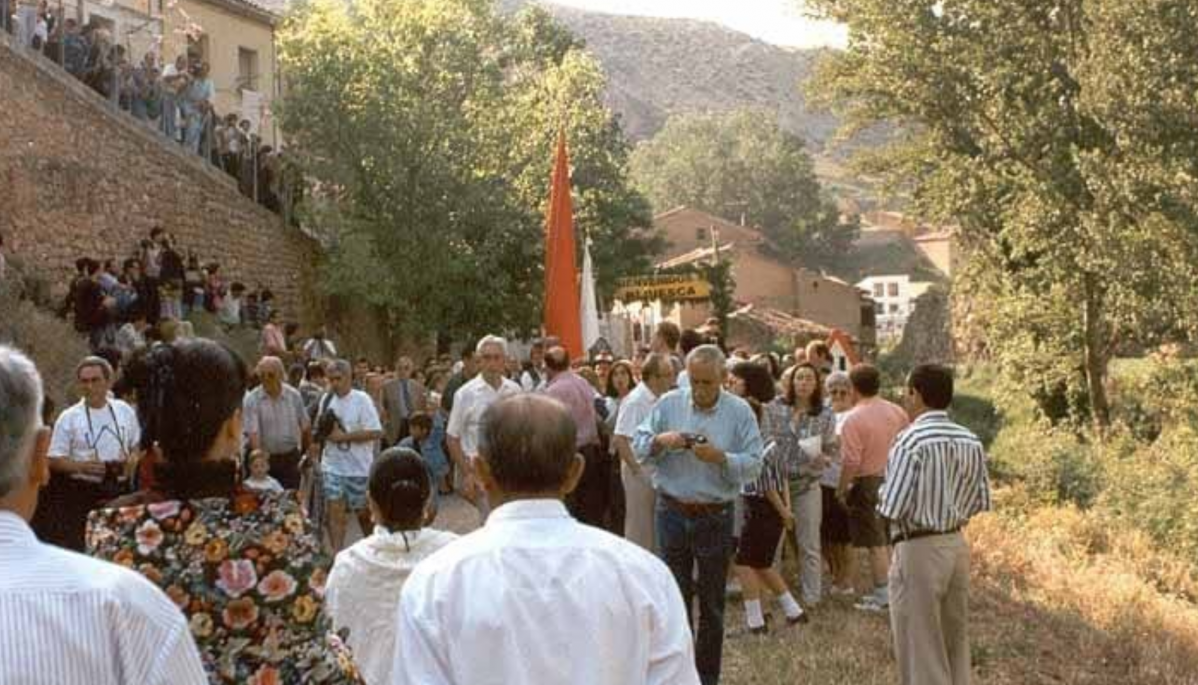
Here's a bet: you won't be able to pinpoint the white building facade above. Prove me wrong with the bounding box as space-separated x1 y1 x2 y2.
855 274 932 342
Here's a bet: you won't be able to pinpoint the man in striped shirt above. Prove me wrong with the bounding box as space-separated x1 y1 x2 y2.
0 344 207 685
878 364 992 685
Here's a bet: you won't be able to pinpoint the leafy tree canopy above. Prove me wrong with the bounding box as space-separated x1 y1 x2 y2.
276 0 658 342
808 0 1198 427
628 108 858 269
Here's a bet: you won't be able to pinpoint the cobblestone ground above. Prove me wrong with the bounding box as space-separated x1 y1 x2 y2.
341 493 482 546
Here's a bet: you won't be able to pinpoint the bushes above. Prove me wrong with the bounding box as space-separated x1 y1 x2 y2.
989 421 1103 508
0 277 90 411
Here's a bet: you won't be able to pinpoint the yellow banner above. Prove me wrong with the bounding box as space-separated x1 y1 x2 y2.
614 274 712 303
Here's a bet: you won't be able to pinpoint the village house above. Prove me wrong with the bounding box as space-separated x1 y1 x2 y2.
613 207 877 352
856 274 934 342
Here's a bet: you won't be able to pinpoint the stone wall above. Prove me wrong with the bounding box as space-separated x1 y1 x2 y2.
0 33 320 328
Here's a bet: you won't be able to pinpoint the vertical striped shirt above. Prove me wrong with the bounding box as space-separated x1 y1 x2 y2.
742 440 787 497
877 411 992 540
0 511 207 685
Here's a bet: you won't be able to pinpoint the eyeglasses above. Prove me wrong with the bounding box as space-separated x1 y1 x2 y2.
828 388 849 396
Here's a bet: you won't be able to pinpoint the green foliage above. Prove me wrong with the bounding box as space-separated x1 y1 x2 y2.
990 421 1103 509
276 0 656 342
808 0 1198 428
628 109 858 269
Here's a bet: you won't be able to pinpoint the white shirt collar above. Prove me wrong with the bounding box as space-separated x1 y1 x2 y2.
486 498 571 524
0 511 36 547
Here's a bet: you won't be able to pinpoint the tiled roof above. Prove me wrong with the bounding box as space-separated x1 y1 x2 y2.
729 304 834 339
654 242 736 269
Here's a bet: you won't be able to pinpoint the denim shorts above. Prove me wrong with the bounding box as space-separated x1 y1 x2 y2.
322 471 369 511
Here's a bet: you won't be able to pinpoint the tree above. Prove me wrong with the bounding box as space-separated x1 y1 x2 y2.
807 0 1198 429
628 109 857 268
276 0 656 343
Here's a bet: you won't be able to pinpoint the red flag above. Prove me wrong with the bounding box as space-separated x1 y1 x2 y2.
542 131 583 358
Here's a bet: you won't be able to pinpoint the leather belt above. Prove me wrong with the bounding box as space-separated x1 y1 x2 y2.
661 493 729 518
892 526 962 545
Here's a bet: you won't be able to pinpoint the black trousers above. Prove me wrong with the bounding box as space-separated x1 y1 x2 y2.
31 474 114 551
268 449 303 490
566 443 612 528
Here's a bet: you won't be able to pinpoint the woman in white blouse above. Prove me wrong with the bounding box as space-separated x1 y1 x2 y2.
325 447 458 685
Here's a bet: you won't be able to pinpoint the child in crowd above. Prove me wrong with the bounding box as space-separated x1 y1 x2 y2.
243 450 284 494
324 448 458 685
398 411 450 502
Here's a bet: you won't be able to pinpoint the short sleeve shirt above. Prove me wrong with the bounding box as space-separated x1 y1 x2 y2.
243 385 310 454
614 382 658 440
446 376 522 458
320 390 383 477
49 399 140 481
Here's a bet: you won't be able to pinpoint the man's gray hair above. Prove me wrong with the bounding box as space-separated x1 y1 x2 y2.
826 370 851 389
328 359 353 377
0 345 44 499
76 355 114 381
686 344 727 370
476 335 508 356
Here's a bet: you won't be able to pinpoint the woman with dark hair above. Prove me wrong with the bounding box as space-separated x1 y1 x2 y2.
727 361 806 633
603 359 636 419
325 447 457 685
764 362 839 608
85 339 363 684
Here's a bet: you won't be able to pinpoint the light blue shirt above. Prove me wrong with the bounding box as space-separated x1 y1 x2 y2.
633 389 764 503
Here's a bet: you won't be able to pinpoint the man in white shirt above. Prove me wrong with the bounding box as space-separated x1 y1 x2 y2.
303 327 338 361
446 335 522 517
0 344 207 685
613 352 676 551
396 394 700 685
40 356 140 550
314 358 383 551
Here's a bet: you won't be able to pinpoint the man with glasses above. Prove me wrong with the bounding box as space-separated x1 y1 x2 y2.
312 358 383 551
244 356 311 490
446 335 522 518
39 356 140 550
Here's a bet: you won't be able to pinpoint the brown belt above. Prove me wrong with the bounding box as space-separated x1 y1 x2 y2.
892 526 961 545
661 493 730 518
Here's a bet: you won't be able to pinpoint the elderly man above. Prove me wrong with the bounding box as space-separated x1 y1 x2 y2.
381 355 426 447
244 356 311 490
613 352 675 551
543 346 606 527
634 345 764 685
879 364 991 685
0 345 207 684
37 356 140 551
446 335 521 517
396 394 700 685
313 359 383 551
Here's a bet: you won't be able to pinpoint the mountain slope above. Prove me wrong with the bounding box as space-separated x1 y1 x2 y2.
504 1 840 147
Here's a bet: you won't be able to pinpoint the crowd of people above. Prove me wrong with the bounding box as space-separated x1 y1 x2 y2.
62 225 286 358
4 5 288 212
0 317 992 685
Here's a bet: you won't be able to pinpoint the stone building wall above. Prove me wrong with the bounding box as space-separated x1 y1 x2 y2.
0 33 319 328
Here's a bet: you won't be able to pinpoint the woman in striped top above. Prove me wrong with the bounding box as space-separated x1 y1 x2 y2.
728 362 807 634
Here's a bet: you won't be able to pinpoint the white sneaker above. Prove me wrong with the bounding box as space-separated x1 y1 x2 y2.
853 597 887 612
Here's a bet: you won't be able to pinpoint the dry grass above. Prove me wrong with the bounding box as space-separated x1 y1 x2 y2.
723 503 1198 685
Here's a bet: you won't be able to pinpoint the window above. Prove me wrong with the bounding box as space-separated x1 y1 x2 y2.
888 282 899 297
889 303 900 313
696 227 708 242
874 302 884 315
238 48 259 91
873 283 884 297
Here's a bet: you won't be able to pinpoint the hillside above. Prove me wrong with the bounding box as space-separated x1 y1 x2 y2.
502 1 840 147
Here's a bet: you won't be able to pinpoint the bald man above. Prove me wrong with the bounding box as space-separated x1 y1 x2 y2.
243 356 311 489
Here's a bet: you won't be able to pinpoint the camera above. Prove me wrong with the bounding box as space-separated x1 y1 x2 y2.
681 433 708 448
313 407 344 444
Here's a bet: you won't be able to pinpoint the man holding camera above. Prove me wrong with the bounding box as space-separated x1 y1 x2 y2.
39 356 140 551
634 344 764 685
311 358 382 551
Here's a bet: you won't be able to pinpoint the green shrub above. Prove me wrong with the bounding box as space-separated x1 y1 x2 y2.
989 421 1103 509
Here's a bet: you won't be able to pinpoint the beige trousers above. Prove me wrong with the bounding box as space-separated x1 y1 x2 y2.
621 461 656 552
889 532 971 685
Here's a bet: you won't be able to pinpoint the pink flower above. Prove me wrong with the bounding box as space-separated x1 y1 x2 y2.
256 570 297 603
222 597 260 631
147 501 181 520
135 520 164 555
216 559 258 598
